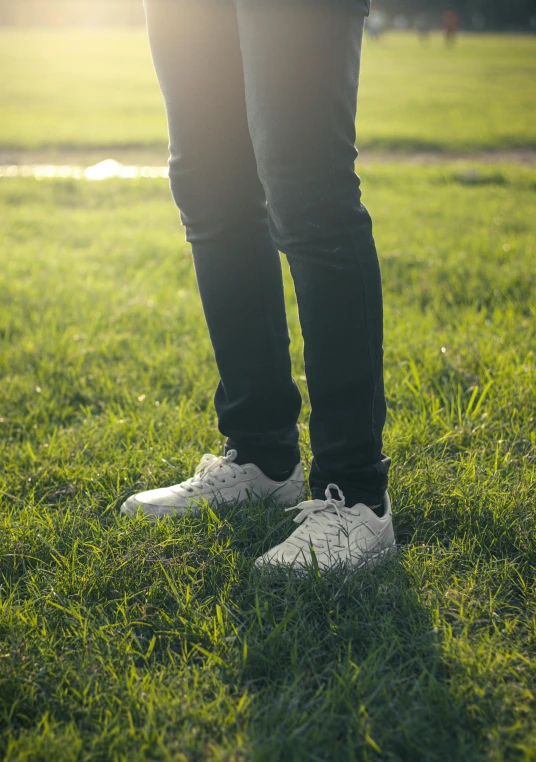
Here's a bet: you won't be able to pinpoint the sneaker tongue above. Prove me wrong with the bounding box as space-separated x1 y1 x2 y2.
292 498 339 524
195 453 217 472
190 452 238 485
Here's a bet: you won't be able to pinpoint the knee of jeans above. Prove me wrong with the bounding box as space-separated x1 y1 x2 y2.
169 161 268 244
267 179 370 257
169 180 224 242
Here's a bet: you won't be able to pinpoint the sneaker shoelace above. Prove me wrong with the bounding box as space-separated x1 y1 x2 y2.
284 483 354 541
285 484 388 553
181 449 247 492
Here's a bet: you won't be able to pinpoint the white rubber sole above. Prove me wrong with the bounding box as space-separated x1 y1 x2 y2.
120 482 306 520
255 541 398 573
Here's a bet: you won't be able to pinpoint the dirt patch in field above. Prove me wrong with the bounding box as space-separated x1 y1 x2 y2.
1 145 536 167
357 149 536 166
0 145 170 168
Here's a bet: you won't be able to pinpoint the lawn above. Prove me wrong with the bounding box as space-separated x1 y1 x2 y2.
0 30 535 152
1 164 535 760
2 21 536 762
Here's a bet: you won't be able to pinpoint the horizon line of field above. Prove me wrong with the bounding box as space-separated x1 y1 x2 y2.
0 160 168 180
1 154 535 181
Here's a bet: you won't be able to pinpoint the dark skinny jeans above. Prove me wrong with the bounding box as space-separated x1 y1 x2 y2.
144 0 390 506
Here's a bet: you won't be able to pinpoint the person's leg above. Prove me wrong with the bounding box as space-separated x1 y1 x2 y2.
143 0 302 478
235 0 390 507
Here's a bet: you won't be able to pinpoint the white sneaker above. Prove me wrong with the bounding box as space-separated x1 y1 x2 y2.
120 449 305 519
255 483 395 572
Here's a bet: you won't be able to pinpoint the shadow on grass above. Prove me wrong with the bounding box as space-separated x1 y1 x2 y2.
0 497 516 761
196 501 483 761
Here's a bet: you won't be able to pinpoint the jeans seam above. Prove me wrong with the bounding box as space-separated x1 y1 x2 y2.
326 10 379 456
246 228 282 452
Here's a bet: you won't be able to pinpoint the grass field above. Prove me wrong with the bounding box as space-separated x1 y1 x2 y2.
2 165 535 760
1 30 536 152
1 26 536 762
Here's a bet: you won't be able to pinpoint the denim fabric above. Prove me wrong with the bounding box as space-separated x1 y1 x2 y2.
144 0 390 506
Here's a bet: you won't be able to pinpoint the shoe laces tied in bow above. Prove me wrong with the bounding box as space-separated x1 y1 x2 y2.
183 449 246 491
286 483 346 525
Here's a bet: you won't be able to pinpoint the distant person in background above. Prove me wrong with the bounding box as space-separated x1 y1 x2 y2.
415 13 431 42
121 0 396 573
443 8 460 44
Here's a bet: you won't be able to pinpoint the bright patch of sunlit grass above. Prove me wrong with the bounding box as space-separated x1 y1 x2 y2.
0 30 535 152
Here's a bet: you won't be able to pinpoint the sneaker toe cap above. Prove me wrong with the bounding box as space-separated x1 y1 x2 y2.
255 543 306 569
120 487 190 518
